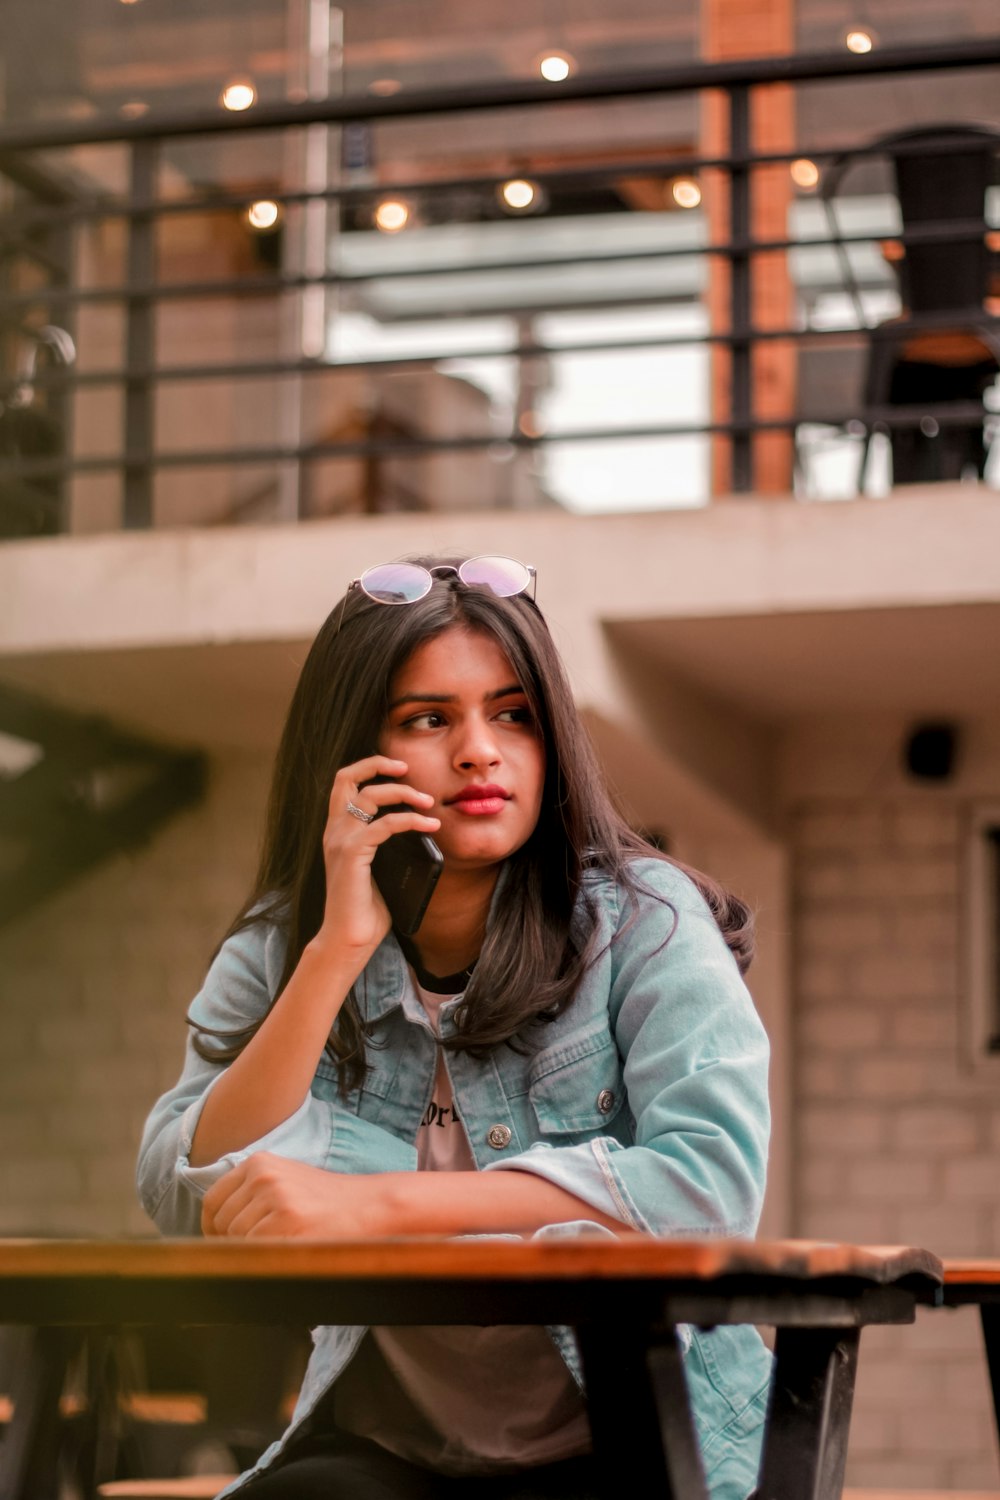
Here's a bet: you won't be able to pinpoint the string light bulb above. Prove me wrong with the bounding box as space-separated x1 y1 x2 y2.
671 178 702 209
374 199 410 233
220 80 257 112
247 200 281 231
790 158 820 190
845 28 875 53
499 179 540 213
538 53 573 82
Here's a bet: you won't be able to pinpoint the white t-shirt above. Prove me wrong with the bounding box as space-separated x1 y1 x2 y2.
334 978 592 1474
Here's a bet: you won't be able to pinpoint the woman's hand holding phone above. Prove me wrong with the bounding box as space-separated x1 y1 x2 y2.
188 754 438 1168
311 755 441 968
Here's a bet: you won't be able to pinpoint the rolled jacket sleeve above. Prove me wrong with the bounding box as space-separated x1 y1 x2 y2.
136 921 417 1236
483 864 771 1238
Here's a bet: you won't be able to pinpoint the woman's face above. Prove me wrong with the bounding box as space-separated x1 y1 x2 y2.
379 625 546 873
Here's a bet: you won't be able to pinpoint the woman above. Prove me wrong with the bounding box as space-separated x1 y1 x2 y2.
138 553 773 1500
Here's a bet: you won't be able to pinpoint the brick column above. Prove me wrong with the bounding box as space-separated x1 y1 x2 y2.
701 0 797 496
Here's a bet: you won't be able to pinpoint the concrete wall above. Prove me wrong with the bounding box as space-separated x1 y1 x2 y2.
0 701 998 1486
2 499 999 1482
784 713 1000 1492
0 752 270 1238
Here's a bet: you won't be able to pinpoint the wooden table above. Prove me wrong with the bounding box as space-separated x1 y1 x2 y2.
0 1236 942 1500
938 1260 1000 1465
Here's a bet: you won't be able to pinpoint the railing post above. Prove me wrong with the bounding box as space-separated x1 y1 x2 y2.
123 138 157 529
728 82 753 493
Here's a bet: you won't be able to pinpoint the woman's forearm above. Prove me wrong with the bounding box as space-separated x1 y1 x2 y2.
201 1153 634 1237
188 942 360 1167
380 1168 632 1236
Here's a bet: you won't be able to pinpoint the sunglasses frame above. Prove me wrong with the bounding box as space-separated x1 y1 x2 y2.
356 556 536 606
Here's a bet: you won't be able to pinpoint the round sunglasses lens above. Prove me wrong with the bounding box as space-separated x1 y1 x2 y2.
360 563 432 604
459 556 531 597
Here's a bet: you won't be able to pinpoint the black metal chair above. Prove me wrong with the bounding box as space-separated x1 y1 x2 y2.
819 124 1000 488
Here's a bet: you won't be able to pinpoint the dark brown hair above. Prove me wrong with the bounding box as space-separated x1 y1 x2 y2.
190 555 754 1087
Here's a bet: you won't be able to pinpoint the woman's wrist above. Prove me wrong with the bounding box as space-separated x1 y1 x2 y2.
299 931 371 996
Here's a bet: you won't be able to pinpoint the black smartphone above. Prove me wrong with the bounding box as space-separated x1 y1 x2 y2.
365 778 444 935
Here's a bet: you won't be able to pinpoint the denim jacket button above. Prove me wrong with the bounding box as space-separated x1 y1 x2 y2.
596 1089 616 1115
487 1124 512 1149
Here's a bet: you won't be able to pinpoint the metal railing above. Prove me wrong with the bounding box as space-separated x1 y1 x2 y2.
1 36 999 530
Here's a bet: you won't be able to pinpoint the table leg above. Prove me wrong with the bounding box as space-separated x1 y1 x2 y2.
979 1304 1000 1460
577 1323 708 1500
754 1325 860 1500
0 1326 79 1500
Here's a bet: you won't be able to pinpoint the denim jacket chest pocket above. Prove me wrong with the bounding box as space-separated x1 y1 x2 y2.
311 1013 437 1138
311 1054 397 1120
527 1020 626 1139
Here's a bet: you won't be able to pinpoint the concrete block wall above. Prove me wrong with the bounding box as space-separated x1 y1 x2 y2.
3 696 998 1490
0 752 270 1237
791 795 1000 1492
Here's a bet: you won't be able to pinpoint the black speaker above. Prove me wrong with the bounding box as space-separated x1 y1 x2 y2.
904 723 958 781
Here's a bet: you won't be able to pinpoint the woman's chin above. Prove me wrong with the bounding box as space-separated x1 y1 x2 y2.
438 833 520 872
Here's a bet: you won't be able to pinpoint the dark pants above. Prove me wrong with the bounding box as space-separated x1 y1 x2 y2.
240 1431 599 1500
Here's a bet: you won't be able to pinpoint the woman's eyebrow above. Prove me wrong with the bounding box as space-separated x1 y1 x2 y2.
388 682 524 710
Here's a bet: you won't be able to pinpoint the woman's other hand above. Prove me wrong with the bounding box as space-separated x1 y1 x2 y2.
314 755 440 965
202 1154 392 1239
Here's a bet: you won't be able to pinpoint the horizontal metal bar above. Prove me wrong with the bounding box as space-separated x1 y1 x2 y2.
1 155 707 235
5 130 993 236
0 38 996 154
0 403 991 480
1 220 989 314
19 310 994 394
10 134 995 241
5 326 874 391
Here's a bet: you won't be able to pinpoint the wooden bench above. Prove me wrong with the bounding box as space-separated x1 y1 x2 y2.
0 1236 943 1500
821 1267 1000 1500
844 1492 1000 1499
935 1262 1000 1472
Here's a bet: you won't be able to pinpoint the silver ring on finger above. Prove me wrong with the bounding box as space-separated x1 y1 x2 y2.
346 800 376 825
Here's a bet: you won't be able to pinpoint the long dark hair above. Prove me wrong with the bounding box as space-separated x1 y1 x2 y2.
190 555 754 1088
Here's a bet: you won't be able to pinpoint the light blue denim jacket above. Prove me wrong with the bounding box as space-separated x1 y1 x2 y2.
137 858 773 1500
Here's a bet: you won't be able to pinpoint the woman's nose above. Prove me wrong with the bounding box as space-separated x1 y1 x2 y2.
454 717 501 770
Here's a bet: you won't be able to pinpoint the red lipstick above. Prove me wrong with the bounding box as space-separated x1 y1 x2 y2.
447 784 510 815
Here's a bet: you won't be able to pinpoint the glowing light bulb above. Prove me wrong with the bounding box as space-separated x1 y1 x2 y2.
518 411 545 437
790 158 820 190
374 199 409 233
220 81 257 112
845 28 874 53
247 200 281 231
500 179 538 211
671 178 702 209
539 54 572 82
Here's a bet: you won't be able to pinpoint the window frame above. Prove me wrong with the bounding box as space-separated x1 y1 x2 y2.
965 803 1000 1064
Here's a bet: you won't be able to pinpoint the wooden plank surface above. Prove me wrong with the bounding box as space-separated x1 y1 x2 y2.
844 1491 1000 1499
0 1237 943 1287
97 1478 237 1499
943 1259 1000 1286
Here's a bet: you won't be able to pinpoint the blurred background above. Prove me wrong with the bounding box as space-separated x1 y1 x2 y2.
1 0 999 1489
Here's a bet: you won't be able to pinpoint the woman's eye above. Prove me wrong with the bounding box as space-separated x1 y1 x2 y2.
497 706 533 725
405 711 446 730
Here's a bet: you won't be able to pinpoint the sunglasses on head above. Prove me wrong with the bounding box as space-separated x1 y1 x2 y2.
348 555 536 607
